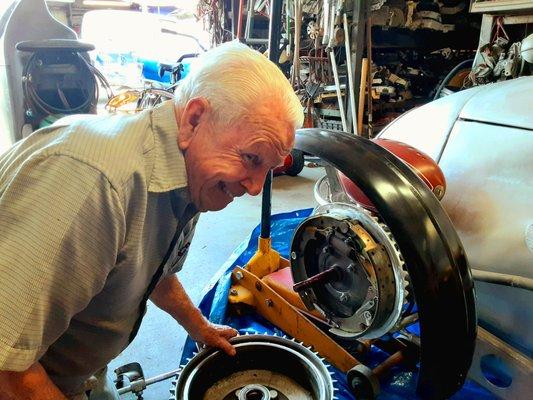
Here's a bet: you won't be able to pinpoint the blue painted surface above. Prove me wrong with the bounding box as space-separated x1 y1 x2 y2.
139 58 192 84
180 209 496 399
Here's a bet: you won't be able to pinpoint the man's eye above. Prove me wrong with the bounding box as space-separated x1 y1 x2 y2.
242 153 261 166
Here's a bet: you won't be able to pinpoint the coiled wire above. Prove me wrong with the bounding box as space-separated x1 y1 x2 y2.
22 51 112 117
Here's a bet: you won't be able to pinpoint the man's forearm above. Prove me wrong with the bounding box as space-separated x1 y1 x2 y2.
150 273 238 355
0 362 67 400
150 273 208 332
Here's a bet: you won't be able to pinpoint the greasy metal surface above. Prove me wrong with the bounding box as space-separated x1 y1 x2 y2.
309 203 408 339
231 267 358 373
290 213 399 339
294 128 476 399
171 334 335 400
469 327 533 399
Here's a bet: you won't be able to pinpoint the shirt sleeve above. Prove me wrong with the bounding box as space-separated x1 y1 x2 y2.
0 154 126 371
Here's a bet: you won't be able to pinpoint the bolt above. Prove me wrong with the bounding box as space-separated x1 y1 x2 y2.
230 288 238 296
25 109 33 117
255 281 262 291
265 299 273 307
363 311 372 321
269 389 279 398
291 251 297 260
235 271 243 281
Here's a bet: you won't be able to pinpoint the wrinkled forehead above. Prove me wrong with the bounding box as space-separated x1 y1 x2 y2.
239 117 294 154
240 103 295 150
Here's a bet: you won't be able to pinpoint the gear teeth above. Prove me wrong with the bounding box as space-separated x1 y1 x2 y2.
169 333 338 400
374 212 410 300
319 203 411 337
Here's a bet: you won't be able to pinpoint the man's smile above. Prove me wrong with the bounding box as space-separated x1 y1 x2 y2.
220 182 236 199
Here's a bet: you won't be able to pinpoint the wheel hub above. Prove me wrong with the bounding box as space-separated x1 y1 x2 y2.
291 203 407 339
170 335 335 400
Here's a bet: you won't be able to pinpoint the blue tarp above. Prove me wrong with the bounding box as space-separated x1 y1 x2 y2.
180 209 496 399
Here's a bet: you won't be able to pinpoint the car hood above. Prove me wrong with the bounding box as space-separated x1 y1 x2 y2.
459 77 533 131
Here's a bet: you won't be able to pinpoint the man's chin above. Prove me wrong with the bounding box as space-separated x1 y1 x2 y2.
200 197 233 212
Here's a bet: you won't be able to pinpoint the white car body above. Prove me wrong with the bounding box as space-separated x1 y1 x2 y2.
378 77 533 356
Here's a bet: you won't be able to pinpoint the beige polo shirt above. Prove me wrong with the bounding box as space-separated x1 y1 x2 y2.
0 101 198 396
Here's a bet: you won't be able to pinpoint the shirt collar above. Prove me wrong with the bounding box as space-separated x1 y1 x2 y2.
148 100 189 193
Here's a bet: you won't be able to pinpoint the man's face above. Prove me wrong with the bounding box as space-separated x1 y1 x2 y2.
177 99 295 212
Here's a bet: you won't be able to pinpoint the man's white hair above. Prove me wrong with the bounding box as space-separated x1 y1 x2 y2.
175 41 303 129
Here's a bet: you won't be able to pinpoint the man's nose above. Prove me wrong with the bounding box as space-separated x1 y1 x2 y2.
242 170 268 196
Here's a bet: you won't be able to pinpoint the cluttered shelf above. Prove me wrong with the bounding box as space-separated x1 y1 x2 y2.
371 25 480 50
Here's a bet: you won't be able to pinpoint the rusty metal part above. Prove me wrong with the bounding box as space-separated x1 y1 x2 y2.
169 334 335 400
229 267 358 373
348 340 420 399
292 266 341 293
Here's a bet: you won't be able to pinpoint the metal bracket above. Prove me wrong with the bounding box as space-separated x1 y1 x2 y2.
114 362 146 399
469 327 533 399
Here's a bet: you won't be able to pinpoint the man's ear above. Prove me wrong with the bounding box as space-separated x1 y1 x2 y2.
177 97 210 151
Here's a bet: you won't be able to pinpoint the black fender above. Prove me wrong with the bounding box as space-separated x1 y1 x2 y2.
294 128 477 399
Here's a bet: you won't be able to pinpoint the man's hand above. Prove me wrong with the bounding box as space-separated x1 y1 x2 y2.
188 321 238 356
150 274 238 356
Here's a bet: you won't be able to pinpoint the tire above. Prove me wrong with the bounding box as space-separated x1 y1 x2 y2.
285 149 305 176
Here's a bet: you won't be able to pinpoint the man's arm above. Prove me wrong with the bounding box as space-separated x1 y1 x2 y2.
0 363 67 400
0 155 125 395
150 274 238 355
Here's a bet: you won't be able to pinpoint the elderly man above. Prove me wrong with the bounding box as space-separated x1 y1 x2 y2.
0 41 303 399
